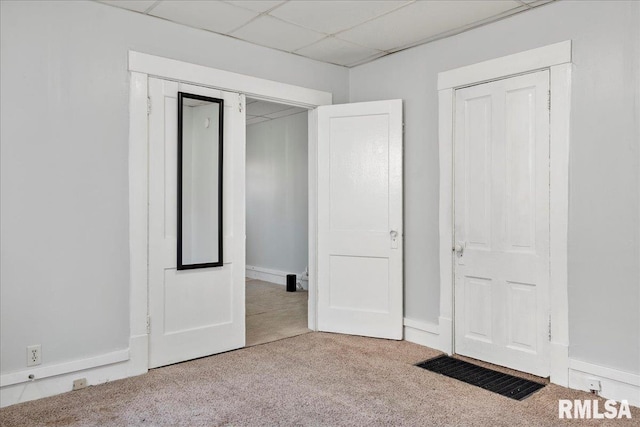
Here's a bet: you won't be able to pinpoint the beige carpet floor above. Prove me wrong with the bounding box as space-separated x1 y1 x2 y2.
1 332 638 426
246 279 310 347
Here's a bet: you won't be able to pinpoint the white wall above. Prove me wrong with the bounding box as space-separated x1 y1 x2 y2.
0 0 347 376
246 112 308 276
350 0 640 375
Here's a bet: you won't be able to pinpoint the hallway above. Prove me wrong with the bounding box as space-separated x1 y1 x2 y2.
246 279 309 347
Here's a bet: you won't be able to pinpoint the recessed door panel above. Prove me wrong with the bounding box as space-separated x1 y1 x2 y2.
507 281 537 353
329 255 389 314
464 276 493 343
329 115 389 233
464 96 492 249
164 268 232 334
506 87 536 252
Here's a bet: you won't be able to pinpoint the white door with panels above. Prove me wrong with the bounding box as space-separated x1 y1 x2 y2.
147 77 245 368
316 100 403 339
454 70 550 376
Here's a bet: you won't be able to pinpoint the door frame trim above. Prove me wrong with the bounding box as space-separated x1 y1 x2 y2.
437 41 572 386
128 51 332 369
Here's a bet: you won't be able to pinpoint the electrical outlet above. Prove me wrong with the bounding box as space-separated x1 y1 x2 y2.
27 345 41 367
72 378 87 391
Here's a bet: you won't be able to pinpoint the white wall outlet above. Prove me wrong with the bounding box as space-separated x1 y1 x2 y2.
72 378 88 391
27 344 41 366
587 377 601 392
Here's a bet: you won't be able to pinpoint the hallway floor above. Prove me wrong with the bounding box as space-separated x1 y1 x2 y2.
246 278 310 347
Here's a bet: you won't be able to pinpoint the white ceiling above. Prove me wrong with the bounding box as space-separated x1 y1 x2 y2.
98 0 555 67
245 99 307 125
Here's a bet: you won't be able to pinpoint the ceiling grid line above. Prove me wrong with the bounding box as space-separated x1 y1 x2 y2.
97 0 557 68
143 0 161 14
225 1 291 37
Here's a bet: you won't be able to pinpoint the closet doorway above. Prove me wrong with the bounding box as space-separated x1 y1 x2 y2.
245 98 311 346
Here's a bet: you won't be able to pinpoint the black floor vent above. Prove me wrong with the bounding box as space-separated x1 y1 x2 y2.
416 355 545 401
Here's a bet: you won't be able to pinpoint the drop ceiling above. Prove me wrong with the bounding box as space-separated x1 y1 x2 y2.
98 0 555 67
246 99 307 125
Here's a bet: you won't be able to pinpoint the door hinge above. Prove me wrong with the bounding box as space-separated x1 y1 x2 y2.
147 97 151 115
238 94 243 113
548 315 551 341
548 90 551 111
146 315 151 334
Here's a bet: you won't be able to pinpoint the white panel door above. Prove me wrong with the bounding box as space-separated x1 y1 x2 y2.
454 70 550 376
148 78 245 368
317 100 403 339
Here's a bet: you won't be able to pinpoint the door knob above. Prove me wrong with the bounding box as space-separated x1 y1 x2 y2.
453 242 465 255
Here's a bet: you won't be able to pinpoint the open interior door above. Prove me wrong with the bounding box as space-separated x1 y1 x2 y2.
148 78 245 368
316 100 403 339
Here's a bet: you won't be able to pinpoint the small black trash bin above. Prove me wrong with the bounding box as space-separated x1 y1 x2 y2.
286 274 296 292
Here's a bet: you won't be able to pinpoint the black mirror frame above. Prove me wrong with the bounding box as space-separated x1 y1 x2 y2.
177 91 224 270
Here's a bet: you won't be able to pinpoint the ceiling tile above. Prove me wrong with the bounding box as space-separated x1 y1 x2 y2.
247 117 270 125
150 1 258 34
247 100 293 116
296 37 382 67
264 107 307 119
270 1 409 35
338 0 523 52
225 1 286 13
98 0 158 13
231 15 325 52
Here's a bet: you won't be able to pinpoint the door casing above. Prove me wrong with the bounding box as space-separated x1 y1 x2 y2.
437 41 572 386
128 51 332 370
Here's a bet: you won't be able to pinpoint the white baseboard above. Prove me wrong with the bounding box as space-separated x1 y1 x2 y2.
568 359 640 407
245 265 309 290
0 334 148 408
1 349 130 387
403 318 441 350
247 265 304 285
246 265 288 285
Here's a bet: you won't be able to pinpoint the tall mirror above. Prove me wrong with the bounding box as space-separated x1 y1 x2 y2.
177 92 224 269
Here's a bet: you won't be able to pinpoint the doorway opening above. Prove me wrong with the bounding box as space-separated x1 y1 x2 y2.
245 98 311 346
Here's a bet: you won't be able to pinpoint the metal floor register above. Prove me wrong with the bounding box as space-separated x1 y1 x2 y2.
416 355 545 401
